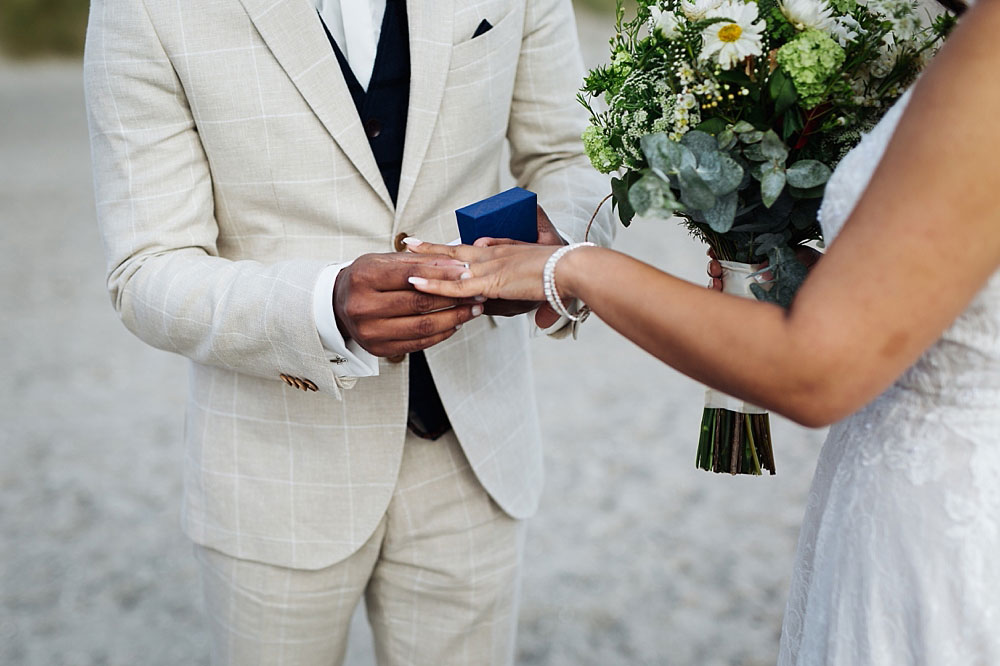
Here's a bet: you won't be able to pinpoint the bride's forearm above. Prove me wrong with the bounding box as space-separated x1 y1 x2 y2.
560 247 844 427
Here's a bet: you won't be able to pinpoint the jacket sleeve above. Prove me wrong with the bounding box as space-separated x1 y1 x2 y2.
84 0 348 397
507 0 617 249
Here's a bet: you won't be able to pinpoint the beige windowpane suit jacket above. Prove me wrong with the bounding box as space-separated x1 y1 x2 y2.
85 0 614 569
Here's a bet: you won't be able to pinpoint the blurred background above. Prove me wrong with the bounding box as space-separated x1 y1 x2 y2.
0 2 826 664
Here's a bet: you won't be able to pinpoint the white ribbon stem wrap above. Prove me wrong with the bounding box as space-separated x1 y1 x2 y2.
704 260 768 415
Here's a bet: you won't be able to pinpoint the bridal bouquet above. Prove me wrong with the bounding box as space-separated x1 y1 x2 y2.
580 0 955 474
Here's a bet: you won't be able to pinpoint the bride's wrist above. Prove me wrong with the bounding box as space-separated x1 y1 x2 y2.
556 245 598 301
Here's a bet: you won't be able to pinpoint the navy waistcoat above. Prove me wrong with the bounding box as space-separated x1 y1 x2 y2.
322 0 451 439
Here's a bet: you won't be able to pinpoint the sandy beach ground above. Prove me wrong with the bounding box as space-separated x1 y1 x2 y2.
0 8 827 665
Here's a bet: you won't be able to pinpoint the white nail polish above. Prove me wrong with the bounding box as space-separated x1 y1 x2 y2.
460 271 472 280
472 305 483 317
402 237 423 247
474 295 487 303
408 276 428 287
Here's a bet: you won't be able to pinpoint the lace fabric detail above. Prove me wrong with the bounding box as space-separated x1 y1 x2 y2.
779 87 1000 665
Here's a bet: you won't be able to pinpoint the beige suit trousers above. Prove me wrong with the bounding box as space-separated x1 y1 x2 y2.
195 429 526 666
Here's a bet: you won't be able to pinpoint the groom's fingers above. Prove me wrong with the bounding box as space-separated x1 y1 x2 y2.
363 291 482 318
363 305 483 342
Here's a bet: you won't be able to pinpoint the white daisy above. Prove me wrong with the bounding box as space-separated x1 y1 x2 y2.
699 1 765 70
649 7 681 39
680 0 724 21
779 0 836 32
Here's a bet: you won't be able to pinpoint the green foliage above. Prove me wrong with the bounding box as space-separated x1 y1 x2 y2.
0 0 89 58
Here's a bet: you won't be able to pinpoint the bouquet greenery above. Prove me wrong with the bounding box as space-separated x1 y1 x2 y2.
580 0 955 474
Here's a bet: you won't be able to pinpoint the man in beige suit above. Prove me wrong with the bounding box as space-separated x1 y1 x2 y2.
85 0 612 663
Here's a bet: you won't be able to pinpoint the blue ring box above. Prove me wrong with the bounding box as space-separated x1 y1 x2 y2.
456 187 538 245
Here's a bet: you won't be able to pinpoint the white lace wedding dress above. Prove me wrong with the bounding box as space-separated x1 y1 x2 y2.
777 89 1000 664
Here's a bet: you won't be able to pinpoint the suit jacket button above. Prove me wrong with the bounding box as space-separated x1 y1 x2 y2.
393 232 410 252
279 373 293 385
302 378 318 392
364 118 382 139
387 354 406 363
290 377 306 390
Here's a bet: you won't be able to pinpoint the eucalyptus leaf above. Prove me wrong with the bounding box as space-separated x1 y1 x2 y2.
678 164 718 211
681 130 719 159
786 160 833 188
761 130 789 163
705 153 744 196
640 133 673 173
703 191 739 233
761 166 787 208
731 120 756 134
750 246 808 308
740 130 764 144
788 184 826 199
742 142 767 162
754 232 789 256
627 172 681 220
717 129 737 152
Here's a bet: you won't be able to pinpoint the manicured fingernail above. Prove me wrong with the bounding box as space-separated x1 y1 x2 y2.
402 237 423 247
474 295 487 302
460 271 472 280
408 276 428 287
472 305 483 317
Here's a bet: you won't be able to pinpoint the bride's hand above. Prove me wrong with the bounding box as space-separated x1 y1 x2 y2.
401 238 560 303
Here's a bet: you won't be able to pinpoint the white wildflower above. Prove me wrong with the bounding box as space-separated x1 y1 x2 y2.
830 15 861 46
650 7 681 39
680 0 724 20
779 0 836 32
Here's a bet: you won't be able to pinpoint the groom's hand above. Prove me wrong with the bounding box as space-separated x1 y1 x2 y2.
333 253 484 358
474 205 565 328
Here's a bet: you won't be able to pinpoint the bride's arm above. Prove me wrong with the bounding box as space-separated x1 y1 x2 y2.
409 1 1000 427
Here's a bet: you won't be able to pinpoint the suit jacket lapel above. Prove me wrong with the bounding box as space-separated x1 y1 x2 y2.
238 0 394 211
394 0 455 221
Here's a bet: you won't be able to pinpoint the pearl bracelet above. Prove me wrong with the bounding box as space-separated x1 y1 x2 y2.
543 242 595 323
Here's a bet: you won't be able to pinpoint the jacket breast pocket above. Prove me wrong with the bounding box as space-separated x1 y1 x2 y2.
447 4 523 74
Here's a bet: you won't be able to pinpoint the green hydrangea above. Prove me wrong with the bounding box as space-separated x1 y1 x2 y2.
776 30 846 109
582 125 622 174
828 0 856 13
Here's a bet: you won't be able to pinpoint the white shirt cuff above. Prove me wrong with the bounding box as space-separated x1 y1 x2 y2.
533 300 583 340
313 262 380 378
